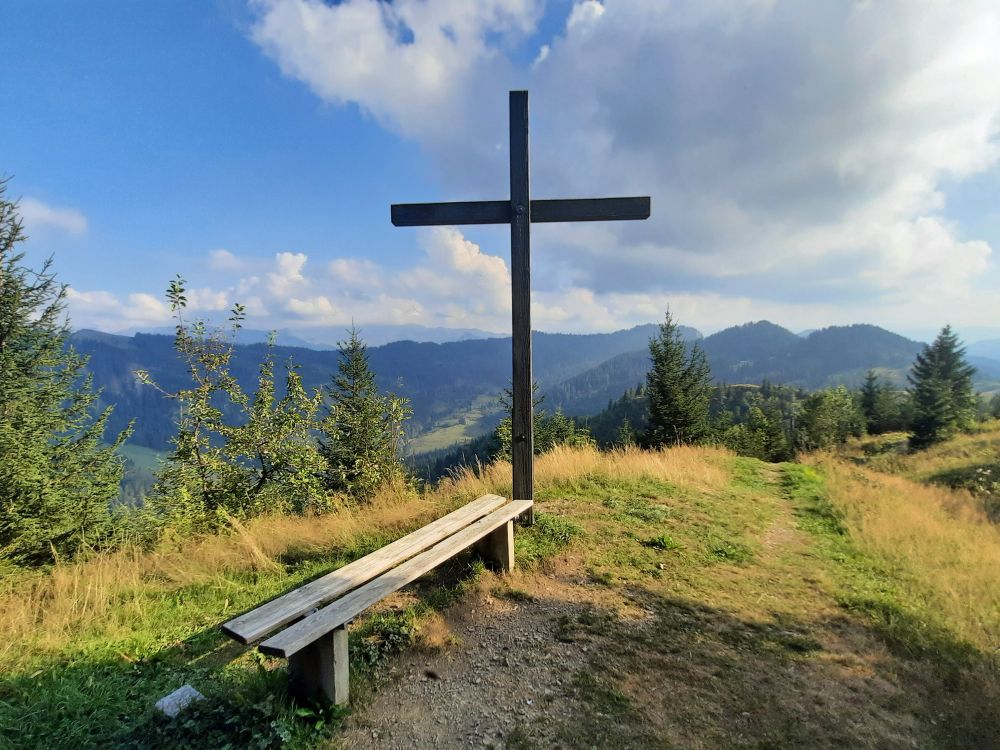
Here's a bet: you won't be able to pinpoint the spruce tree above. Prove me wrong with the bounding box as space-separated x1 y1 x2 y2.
319 328 410 501
0 181 129 564
645 310 713 446
908 325 977 449
859 370 880 433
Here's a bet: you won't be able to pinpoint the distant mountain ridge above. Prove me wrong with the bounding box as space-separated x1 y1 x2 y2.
123 324 505 348
548 321 1000 417
69 320 1000 456
69 323 688 451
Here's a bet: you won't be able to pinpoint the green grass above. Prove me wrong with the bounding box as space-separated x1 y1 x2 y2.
781 462 976 668
405 395 499 455
513 513 582 567
8 442 1000 748
0 534 487 749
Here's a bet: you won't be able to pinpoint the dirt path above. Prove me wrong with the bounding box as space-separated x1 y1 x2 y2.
333 467 943 749
337 571 604 749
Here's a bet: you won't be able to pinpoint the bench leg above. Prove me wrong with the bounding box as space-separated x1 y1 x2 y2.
287 625 349 706
477 520 515 572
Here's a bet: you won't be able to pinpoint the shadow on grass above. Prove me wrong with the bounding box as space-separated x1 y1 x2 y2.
0 548 492 750
494 588 1000 750
512 590 1000 750
926 462 1000 517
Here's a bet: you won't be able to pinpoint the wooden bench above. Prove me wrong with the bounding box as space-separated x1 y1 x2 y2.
221 494 532 705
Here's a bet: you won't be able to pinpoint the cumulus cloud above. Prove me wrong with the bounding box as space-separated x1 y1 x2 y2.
267 251 308 296
66 287 173 331
248 0 1000 337
18 197 88 236
328 258 382 289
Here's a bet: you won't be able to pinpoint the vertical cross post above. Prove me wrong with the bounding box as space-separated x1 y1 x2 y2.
390 91 649 529
509 91 534 524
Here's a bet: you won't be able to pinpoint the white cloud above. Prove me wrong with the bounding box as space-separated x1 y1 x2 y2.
267 251 308 296
532 44 549 67
186 287 230 312
286 294 339 319
124 293 172 324
208 248 244 271
328 258 382 289
248 0 1000 338
566 0 604 30
66 287 173 331
18 197 88 236
65 288 119 311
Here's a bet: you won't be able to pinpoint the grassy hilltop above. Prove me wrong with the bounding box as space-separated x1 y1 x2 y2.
2 431 1000 748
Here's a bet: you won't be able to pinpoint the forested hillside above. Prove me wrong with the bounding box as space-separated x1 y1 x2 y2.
70 324 688 451
551 322 1000 421
73 321 1000 461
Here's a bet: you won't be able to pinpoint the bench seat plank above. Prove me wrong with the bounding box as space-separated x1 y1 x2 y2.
222 494 508 644
259 500 533 658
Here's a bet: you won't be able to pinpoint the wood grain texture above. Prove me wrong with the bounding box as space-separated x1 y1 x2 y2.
479 520 514 572
509 90 535 524
287 625 349 706
259 500 533 658
221 494 507 644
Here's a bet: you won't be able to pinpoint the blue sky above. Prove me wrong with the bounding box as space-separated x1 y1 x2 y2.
4 1 1000 342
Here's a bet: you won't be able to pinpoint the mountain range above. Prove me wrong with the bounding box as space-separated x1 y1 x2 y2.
71 321 1000 457
125 324 505 348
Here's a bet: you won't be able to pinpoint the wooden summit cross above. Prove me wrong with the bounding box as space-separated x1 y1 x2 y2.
391 90 650 524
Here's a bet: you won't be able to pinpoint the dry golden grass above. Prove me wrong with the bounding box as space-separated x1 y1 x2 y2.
0 480 446 666
807 453 1000 650
0 445 733 668
850 421 1000 482
439 443 732 500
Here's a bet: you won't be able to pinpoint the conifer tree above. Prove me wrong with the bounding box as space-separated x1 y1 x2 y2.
0 181 129 564
908 325 977 449
645 310 712 446
859 370 880 432
319 328 410 501
990 393 1000 420
493 383 591 460
616 416 636 448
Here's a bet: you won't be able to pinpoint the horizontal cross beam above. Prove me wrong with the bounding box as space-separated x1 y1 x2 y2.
390 196 650 227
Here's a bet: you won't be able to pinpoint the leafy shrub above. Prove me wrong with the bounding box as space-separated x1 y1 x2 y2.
642 534 682 551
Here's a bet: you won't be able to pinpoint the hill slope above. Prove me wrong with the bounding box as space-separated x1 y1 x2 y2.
551 322 1000 422
3 442 998 748
70 323 688 450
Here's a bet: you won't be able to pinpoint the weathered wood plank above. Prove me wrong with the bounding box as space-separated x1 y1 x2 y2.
221 494 507 644
532 197 650 223
259 500 533 658
509 90 535 525
390 197 649 227
478 520 514 572
391 200 509 227
287 625 349 706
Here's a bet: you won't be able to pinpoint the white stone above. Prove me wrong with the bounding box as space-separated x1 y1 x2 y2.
155 684 205 718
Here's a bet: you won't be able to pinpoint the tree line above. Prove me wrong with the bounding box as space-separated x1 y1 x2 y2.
446 310 993 469
635 311 995 459
1 185 409 565
3 179 998 566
